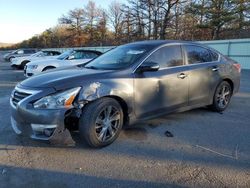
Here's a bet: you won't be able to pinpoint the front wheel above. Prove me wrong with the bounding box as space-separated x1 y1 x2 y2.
9 57 14 62
210 81 232 112
79 98 124 148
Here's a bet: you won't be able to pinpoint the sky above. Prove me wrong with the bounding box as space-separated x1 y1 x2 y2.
0 0 125 43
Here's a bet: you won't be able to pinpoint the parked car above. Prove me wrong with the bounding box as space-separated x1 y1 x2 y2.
10 40 241 148
24 49 102 77
11 50 61 69
3 49 38 62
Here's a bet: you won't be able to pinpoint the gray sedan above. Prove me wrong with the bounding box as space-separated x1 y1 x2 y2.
10 40 241 148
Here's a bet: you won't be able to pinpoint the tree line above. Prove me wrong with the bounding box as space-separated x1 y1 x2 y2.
4 0 250 49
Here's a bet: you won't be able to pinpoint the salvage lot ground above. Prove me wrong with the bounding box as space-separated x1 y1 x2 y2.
0 52 249 188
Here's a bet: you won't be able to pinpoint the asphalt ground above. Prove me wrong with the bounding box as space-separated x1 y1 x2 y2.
0 52 249 187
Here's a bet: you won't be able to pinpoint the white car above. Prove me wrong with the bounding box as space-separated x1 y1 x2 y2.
11 50 61 69
24 49 102 77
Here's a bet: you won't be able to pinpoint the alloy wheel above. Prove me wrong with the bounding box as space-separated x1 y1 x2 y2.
216 84 231 108
95 105 121 142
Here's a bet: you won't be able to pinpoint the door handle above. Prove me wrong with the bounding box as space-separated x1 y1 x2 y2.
212 66 219 72
177 73 187 79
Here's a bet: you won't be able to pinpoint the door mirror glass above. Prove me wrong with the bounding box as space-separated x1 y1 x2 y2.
137 62 160 73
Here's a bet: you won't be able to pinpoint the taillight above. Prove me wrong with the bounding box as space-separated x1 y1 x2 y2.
233 63 241 73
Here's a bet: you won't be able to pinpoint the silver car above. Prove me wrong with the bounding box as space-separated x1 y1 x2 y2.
10 40 241 148
11 50 61 69
24 49 102 77
4 49 38 62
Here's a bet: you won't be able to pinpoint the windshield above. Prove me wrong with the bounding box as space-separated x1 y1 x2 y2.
84 45 153 70
57 50 73 60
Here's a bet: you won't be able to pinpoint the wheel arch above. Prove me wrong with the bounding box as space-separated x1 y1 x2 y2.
222 78 234 92
21 60 30 68
42 66 56 71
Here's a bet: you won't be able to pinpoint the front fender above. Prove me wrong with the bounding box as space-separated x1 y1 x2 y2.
77 80 134 113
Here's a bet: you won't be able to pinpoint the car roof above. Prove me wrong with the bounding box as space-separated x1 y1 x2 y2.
127 40 202 47
42 50 61 53
121 40 217 53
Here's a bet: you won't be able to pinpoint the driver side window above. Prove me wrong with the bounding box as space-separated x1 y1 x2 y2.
145 45 183 68
71 52 85 59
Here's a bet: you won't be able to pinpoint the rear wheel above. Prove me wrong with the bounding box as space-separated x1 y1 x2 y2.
210 81 232 112
79 98 123 148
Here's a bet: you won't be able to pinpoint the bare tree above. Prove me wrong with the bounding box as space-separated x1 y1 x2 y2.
59 8 86 46
97 9 108 46
158 0 180 39
84 1 101 43
122 5 133 42
10 0 250 49
109 1 124 42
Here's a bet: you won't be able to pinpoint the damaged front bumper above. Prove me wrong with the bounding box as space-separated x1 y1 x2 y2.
10 85 75 145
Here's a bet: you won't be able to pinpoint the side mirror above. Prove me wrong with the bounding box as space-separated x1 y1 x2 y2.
68 55 75 60
136 62 160 73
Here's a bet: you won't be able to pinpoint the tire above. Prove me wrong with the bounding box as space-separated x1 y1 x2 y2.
210 81 232 112
42 66 55 72
20 61 30 69
79 97 124 148
9 57 14 62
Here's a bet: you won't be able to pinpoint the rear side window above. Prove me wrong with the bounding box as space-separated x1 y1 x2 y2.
210 50 219 61
72 51 85 59
42 51 50 56
43 51 60 56
71 51 99 59
184 45 212 64
145 45 183 68
24 49 35 54
84 52 99 59
53 51 61 56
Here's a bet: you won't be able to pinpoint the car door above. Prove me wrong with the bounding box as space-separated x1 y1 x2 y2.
183 45 221 106
134 45 189 119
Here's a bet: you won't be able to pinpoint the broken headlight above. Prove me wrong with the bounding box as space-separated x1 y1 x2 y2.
33 87 81 109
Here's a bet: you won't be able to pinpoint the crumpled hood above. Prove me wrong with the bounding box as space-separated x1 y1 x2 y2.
20 66 115 90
